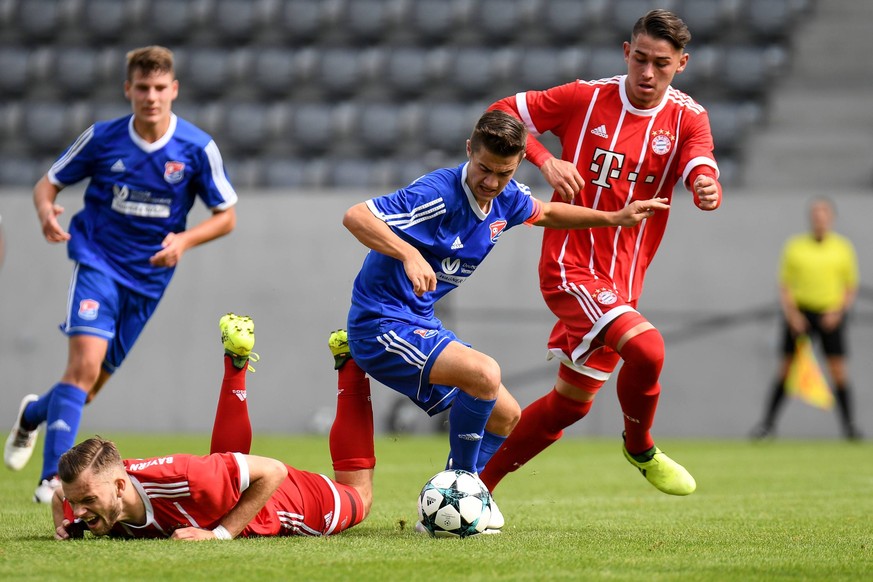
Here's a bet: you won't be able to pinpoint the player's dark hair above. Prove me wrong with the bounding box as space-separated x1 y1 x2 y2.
58 436 123 483
469 110 527 158
126 45 175 81
632 9 691 50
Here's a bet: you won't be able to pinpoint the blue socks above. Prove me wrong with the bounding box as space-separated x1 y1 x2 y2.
22 391 53 430
35 383 87 481
447 392 496 474
475 431 507 474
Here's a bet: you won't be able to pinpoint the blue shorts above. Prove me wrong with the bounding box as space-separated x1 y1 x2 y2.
61 263 160 373
349 322 465 416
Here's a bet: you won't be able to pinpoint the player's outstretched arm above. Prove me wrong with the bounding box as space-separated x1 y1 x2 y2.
533 198 669 229
343 202 436 296
171 455 288 541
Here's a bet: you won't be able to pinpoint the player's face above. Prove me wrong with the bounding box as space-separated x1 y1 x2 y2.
124 68 178 132
62 469 124 536
623 33 688 109
465 141 523 209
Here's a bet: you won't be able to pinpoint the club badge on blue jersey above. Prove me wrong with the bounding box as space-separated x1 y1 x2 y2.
489 219 507 243
163 161 185 184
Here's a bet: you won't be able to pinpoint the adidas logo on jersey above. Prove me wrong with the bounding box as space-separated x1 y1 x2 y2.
111 159 126 172
47 419 71 432
591 125 608 138
233 390 247 402
451 236 464 250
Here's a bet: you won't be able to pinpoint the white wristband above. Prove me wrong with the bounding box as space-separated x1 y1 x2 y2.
212 525 232 540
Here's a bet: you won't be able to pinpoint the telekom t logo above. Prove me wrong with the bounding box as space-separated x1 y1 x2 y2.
589 147 657 188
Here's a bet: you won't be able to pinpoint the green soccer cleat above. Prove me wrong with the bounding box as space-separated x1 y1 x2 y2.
220 313 259 372
622 441 696 496
328 329 351 370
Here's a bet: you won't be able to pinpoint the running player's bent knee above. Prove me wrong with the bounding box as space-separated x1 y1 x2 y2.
617 328 665 381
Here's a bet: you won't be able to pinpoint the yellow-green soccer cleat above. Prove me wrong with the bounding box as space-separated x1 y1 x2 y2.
220 313 259 372
623 442 696 496
328 329 351 370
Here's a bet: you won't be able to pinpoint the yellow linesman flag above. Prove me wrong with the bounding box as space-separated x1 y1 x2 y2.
785 335 834 410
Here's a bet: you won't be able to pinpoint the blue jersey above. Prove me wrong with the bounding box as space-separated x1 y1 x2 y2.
48 114 237 299
348 162 537 338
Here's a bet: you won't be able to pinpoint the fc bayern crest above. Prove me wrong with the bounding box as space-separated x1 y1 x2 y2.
593 288 618 305
650 129 675 156
164 161 186 184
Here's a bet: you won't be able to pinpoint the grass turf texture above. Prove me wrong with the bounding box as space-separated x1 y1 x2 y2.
1 436 870 581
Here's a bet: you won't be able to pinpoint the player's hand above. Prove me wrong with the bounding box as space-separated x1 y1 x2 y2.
615 198 670 226
170 527 224 541
55 518 86 540
39 204 71 243
693 175 720 211
540 158 585 202
403 253 437 297
149 232 188 267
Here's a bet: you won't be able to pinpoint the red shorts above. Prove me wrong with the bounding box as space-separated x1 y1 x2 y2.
244 467 364 537
542 280 638 388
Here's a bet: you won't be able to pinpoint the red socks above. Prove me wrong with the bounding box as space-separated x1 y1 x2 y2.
614 328 664 454
210 356 253 454
480 388 592 491
330 360 376 472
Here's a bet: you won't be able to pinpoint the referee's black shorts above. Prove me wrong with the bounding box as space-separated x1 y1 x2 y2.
781 309 847 356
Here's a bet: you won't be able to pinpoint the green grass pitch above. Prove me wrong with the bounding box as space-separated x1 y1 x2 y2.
1 435 870 581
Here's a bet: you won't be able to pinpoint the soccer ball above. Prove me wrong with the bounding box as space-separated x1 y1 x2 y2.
417 469 492 538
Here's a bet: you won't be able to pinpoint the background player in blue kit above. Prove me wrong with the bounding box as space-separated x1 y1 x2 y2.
328 110 668 532
5 46 238 503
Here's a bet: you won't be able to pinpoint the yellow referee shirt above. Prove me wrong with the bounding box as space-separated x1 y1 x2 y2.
779 233 859 313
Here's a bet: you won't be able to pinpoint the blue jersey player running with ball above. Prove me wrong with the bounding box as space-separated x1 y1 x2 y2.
5 46 238 503
327 110 667 533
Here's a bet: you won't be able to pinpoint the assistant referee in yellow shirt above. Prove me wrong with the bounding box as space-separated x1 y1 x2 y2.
753 197 861 440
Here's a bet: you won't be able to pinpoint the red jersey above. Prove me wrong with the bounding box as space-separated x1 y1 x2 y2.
493 75 718 302
65 453 350 538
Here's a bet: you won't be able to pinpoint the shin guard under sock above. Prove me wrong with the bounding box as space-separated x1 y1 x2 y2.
210 356 253 454
330 360 376 472
41 383 87 481
447 391 495 474
615 329 664 454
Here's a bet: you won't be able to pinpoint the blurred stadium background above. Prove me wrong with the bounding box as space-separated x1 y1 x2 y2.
1 0 871 439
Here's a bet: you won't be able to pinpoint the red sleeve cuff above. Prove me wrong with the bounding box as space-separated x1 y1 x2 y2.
688 166 722 210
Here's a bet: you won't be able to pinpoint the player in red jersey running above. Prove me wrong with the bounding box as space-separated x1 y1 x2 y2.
51 314 371 540
480 9 722 496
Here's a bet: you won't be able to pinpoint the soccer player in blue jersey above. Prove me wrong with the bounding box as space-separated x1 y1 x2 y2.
327 110 668 532
4 46 238 503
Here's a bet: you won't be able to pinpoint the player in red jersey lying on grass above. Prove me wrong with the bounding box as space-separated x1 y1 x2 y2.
52 314 371 540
